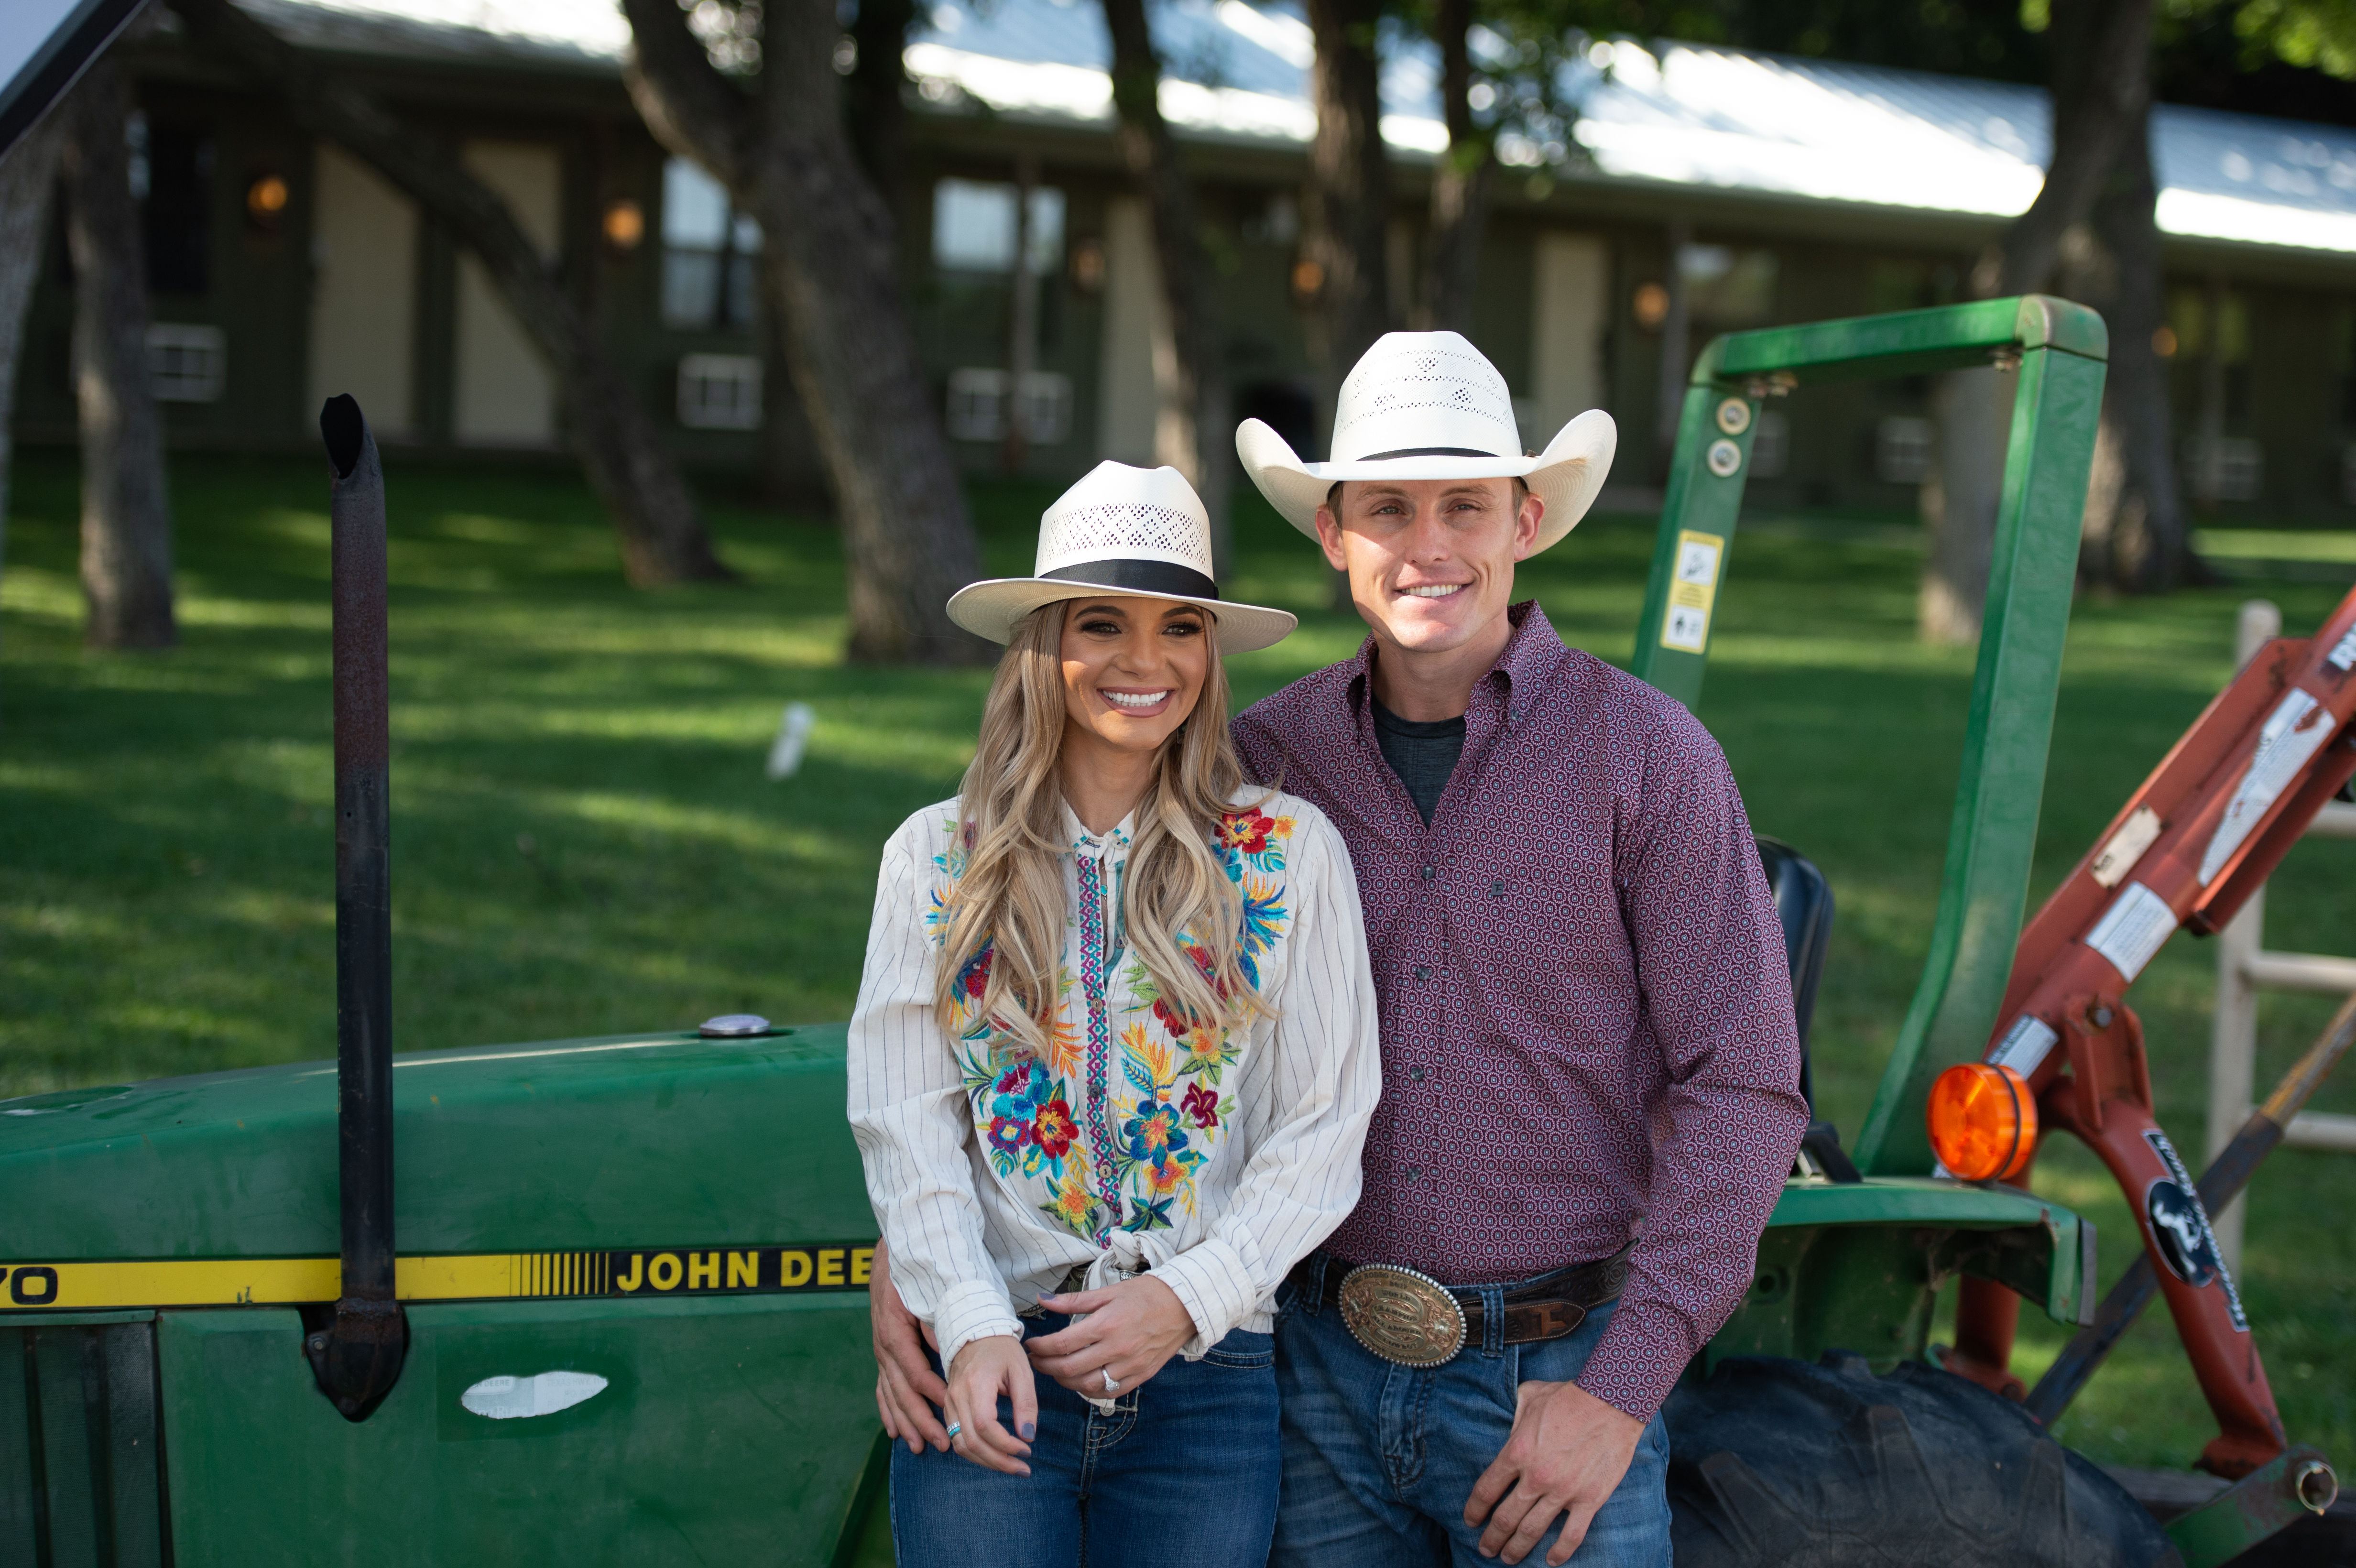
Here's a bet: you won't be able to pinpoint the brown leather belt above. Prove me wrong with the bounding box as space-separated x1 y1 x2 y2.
1294 1246 1631 1366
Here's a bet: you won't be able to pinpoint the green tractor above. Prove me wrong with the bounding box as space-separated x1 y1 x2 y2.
3 300 2343 1567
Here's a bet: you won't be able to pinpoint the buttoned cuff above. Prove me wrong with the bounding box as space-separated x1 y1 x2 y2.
930 1277 1024 1376
1150 1237 1258 1358
1573 1297 1700 1423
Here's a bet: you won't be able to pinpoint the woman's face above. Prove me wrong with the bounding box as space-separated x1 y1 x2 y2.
1057 595 1212 761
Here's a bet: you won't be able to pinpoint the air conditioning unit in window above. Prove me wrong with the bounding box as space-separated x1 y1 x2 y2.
946 369 1072 444
677 354 763 430
1875 415 1931 485
146 324 225 403
2185 436 2263 502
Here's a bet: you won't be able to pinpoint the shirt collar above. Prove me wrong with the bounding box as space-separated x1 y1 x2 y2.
1345 600 1566 719
1060 802 1135 857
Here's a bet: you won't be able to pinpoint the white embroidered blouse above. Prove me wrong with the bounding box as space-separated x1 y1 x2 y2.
847 788 1380 1375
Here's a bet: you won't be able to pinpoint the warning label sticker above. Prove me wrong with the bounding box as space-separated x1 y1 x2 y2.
2084 881 2178 983
2199 688 2334 884
0 1243 877 1313
1660 532 1723 654
1987 1014 2059 1078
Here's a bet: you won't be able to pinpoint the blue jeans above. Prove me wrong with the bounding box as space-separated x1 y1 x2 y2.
890 1312 1280 1568
1269 1256 1672 1568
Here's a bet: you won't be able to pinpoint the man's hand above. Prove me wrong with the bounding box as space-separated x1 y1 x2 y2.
943 1334 1037 1476
1025 1276 1196 1395
868 1238 951 1454
1463 1379 1644 1565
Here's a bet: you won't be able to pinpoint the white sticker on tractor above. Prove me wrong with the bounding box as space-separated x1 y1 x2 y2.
2089 806 2163 889
2084 881 2177 982
1660 532 1723 654
2327 627 2356 672
461 1371 609 1420
2140 1128 2248 1332
1988 1014 2059 1077
2200 689 2333 884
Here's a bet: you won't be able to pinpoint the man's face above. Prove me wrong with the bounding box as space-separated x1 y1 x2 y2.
1315 478 1544 656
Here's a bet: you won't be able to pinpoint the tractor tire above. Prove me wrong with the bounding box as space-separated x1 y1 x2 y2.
1665 1351 2180 1567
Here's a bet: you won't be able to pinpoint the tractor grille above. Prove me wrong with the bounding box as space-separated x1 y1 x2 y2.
0 1322 170 1567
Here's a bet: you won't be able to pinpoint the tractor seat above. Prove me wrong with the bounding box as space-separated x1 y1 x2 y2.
1755 837 1858 1181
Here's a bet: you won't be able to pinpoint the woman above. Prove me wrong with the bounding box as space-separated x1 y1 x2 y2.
847 461 1380 1566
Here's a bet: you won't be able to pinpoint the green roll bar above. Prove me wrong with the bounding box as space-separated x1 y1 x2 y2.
1630 296 2109 1176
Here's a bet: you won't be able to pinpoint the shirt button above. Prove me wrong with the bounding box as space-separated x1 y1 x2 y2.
1408 1065 1425 1082
1491 880 1506 897
1420 864 1436 882
1415 965 1432 982
1406 1165 1422 1182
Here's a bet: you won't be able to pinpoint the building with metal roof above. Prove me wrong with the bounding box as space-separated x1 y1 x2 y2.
15 0 2356 516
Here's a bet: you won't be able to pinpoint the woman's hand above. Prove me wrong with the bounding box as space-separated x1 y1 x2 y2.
1025 1275 1197 1396
868 1240 953 1455
944 1334 1038 1476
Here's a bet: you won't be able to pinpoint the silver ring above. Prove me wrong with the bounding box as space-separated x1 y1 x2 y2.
945 1421 962 1439
1101 1369 1120 1394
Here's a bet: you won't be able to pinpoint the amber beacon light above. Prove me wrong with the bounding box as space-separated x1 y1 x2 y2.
1927 1062 2038 1182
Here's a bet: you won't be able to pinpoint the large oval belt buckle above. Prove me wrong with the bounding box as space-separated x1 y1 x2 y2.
1337 1264 1467 1368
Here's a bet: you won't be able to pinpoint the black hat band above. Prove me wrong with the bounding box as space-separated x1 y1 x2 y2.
1040 558 1220 603
1352 446 1507 461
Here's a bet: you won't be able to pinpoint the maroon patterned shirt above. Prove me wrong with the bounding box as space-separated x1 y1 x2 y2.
1232 602 1807 1421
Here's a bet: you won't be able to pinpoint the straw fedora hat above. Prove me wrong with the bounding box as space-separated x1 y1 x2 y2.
1236 331 1616 551
946 462 1298 654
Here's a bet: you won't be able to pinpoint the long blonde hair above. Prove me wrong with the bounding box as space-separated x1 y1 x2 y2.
934 602 1259 1056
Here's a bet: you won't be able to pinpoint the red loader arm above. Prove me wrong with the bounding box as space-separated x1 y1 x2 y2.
1942 583 2356 1477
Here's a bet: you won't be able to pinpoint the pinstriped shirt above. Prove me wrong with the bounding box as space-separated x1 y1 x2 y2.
847 790 1381 1376
1233 602 1807 1422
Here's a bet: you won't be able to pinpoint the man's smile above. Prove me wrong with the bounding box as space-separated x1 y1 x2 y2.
1401 584 1467 599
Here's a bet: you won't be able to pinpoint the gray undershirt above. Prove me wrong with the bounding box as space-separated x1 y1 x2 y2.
1371 698 1466 827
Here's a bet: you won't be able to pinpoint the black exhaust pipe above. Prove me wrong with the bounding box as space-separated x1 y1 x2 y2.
304 394 408 1420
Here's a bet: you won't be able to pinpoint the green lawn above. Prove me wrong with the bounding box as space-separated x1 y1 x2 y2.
3 449 2351 1471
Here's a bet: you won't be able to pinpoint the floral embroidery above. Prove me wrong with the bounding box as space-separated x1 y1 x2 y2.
925 813 973 939
931 803 1296 1245
955 946 993 1003
1034 1098 1078 1158
1214 809 1276 855
1216 808 1294 881
1181 1081 1222 1130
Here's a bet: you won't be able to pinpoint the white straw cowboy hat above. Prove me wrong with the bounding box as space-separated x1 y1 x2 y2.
947 462 1298 654
1236 331 1617 551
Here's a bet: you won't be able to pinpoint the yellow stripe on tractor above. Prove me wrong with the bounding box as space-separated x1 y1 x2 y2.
0 1245 875 1312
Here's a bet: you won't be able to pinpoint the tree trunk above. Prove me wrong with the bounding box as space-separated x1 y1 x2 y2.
0 112 68 628
1304 0 1392 607
1304 0 1394 396
846 0 915 197
1978 0 2157 300
168 0 731 588
1919 367 2012 642
1101 0 1231 570
1416 0 1489 335
1922 0 2156 642
2083 105 2199 591
623 0 988 664
61 56 175 650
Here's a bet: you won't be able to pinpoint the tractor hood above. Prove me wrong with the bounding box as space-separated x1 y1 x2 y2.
0 1025 872 1263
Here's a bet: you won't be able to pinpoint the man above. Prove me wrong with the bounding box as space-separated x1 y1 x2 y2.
870 332 1807 1567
